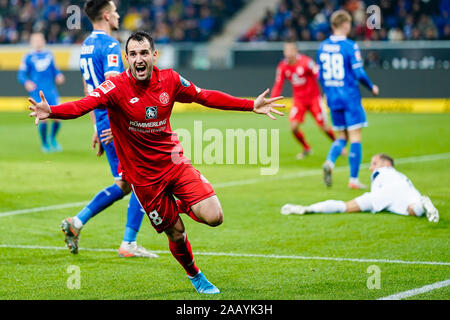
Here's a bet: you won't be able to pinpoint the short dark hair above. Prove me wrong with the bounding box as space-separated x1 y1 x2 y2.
377 153 395 167
84 0 112 22
125 31 155 54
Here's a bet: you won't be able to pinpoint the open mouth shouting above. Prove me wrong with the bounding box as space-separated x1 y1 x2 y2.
135 64 147 78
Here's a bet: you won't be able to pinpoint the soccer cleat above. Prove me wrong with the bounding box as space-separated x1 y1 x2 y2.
60 217 81 254
41 144 51 153
296 149 312 160
421 196 439 223
322 161 333 187
348 181 367 190
50 139 62 152
188 271 220 294
281 204 306 215
118 242 159 258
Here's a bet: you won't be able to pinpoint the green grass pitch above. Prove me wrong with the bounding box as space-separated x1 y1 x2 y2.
0 110 449 300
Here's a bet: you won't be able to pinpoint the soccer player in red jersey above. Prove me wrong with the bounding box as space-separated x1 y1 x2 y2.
29 31 284 294
271 41 336 159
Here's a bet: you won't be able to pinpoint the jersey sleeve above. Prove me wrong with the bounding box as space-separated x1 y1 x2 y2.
102 40 123 78
17 55 30 85
305 56 319 78
173 71 254 111
271 62 285 98
349 43 373 90
49 79 118 119
316 48 325 89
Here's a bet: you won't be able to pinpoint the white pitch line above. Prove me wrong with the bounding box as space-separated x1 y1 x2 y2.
1 152 450 218
0 244 449 266
378 279 450 300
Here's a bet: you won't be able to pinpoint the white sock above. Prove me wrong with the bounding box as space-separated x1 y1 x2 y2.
307 200 347 213
325 160 335 169
349 177 360 184
72 216 84 229
121 241 137 247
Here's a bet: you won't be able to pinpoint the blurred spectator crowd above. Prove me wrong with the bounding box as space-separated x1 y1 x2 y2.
0 0 244 44
239 0 450 42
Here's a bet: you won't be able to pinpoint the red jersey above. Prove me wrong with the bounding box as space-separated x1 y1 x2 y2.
49 66 254 186
271 54 320 101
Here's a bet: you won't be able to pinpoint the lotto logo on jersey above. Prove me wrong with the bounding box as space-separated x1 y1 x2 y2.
98 80 116 94
146 106 157 119
107 54 119 67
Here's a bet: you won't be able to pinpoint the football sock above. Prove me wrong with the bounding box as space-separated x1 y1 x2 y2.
50 121 61 141
76 184 124 225
38 122 48 146
169 234 200 277
349 142 362 179
176 199 203 223
307 200 347 213
122 193 145 242
326 138 347 164
293 128 310 151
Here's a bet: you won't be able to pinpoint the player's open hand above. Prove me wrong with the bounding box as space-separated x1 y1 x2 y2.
253 89 285 120
28 90 51 125
91 131 104 157
99 128 114 146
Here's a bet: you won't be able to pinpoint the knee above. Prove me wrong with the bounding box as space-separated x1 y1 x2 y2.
206 209 224 227
116 180 131 195
290 122 299 131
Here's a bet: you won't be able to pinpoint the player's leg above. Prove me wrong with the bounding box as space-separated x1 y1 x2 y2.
281 197 366 215
46 95 62 152
133 180 219 294
311 97 336 141
172 164 222 227
118 191 159 258
61 136 127 254
38 120 50 153
347 128 366 189
346 106 368 189
164 217 220 294
322 109 348 187
323 130 347 187
290 103 311 159
49 120 62 152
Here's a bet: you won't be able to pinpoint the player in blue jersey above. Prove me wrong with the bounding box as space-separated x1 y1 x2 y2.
60 0 157 258
18 32 65 153
316 10 379 189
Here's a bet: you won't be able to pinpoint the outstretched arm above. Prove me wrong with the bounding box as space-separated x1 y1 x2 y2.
270 64 285 98
173 72 284 120
29 86 111 125
194 88 284 119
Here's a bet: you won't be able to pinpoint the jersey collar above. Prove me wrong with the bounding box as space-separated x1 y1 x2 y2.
330 35 347 41
126 66 161 88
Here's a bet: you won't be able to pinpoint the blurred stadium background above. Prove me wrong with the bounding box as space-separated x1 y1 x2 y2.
0 0 449 111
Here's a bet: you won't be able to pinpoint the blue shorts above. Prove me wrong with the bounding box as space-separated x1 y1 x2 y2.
329 104 368 131
30 89 60 106
97 118 121 180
